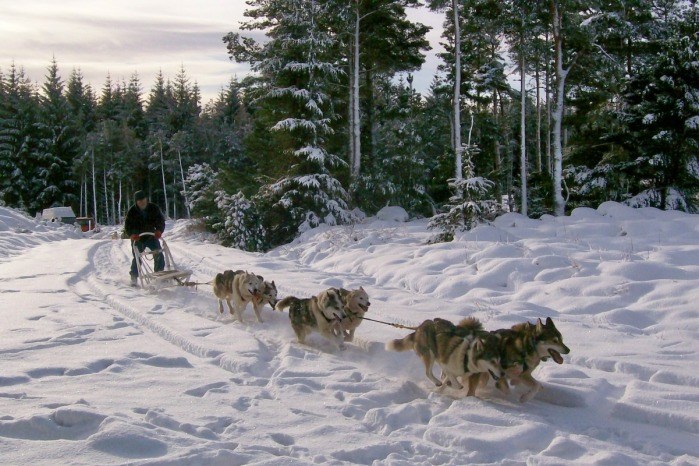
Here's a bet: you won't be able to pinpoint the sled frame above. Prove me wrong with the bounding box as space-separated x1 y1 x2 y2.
132 232 192 290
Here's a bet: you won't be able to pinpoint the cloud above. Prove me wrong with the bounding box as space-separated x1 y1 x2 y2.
0 1 443 103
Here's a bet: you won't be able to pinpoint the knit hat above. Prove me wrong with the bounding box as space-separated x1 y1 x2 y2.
134 190 147 202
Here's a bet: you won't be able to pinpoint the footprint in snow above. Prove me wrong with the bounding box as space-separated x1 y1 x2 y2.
270 432 295 446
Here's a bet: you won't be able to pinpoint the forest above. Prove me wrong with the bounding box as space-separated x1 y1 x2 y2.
1 0 697 250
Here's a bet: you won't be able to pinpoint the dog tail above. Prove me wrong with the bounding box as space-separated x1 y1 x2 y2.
457 316 483 332
275 296 298 312
385 332 415 352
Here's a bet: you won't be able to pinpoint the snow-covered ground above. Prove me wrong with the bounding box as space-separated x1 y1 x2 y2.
0 203 697 465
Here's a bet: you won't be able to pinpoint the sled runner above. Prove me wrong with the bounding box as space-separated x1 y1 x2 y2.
132 232 192 290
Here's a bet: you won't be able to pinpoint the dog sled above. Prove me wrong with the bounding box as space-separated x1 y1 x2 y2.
132 232 192 290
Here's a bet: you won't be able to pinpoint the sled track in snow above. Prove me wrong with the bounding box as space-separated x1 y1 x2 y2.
167 242 424 331
96 238 685 418
81 240 288 377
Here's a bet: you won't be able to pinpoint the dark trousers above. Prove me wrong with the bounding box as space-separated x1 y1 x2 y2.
130 237 165 277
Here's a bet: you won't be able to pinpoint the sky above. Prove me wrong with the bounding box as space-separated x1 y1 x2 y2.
0 0 445 104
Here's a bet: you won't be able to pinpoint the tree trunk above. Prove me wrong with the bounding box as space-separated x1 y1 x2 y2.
118 178 123 224
520 52 528 217
348 39 355 179
110 180 116 226
79 175 84 217
493 91 502 204
551 0 567 217
465 114 474 179
177 149 190 218
350 2 362 183
364 69 376 166
172 170 177 220
103 170 110 225
506 111 514 212
159 137 169 218
453 0 463 185
91 148 98 223
535 56 542 172
545 30 552 174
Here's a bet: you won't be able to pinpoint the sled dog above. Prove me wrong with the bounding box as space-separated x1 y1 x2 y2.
334 287 370 342
275 288 347 348
490 317 570 402
212 270 263 322
386 317 503 395
251 279 278 323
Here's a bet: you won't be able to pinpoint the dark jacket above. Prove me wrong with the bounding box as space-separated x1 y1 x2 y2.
124 203 166 236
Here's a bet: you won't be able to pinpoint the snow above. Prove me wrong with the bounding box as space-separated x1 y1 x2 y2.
376 206 409 223
1 203 698 464
685 115 699 130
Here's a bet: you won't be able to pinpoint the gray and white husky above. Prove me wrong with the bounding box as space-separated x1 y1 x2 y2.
251 279 278 323
276 288 347 348
387 317 504 396
212 270 263 322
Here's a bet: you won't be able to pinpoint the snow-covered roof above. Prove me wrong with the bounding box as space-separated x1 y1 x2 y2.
42 207 76 219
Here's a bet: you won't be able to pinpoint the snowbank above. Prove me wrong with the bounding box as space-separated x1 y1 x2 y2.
0 203 697 464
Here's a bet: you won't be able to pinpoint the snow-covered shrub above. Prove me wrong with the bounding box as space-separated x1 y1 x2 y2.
259 173 356 247
428 176 497 243
212 190 266 252
625 188 689 211
376 206 409 222
183 163 220 218
527 171 555 218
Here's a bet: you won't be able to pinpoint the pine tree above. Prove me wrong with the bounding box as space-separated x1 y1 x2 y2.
171 65 198 133
621 7 699 211
346 0 431 182
66 68 99 217
418 76 455 206
0 64 39 210
146 70 172 133
33 59 80 211
98 73 120 122
225 0 354 247
359 76 432 216
213 190 266 251
122 73 147 138
66 69 97 134
428 113 498 241
184 162 220 217
199 78 251 171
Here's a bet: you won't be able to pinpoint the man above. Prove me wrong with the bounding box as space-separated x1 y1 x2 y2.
125 190 166 285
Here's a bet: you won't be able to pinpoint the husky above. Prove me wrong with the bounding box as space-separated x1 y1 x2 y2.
386 317 503 396
334 287 370 342
490 317 570 402
275 288 347 348
212 270 263 322
251 279 278 323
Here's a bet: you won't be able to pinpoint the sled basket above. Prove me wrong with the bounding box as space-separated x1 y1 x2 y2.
132 232 192 290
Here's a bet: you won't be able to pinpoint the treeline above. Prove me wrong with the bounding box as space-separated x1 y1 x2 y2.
1 0 697 251
0 61 246 224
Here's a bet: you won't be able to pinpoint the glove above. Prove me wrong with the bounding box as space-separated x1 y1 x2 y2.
154 230 162 239
130 234 140 242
